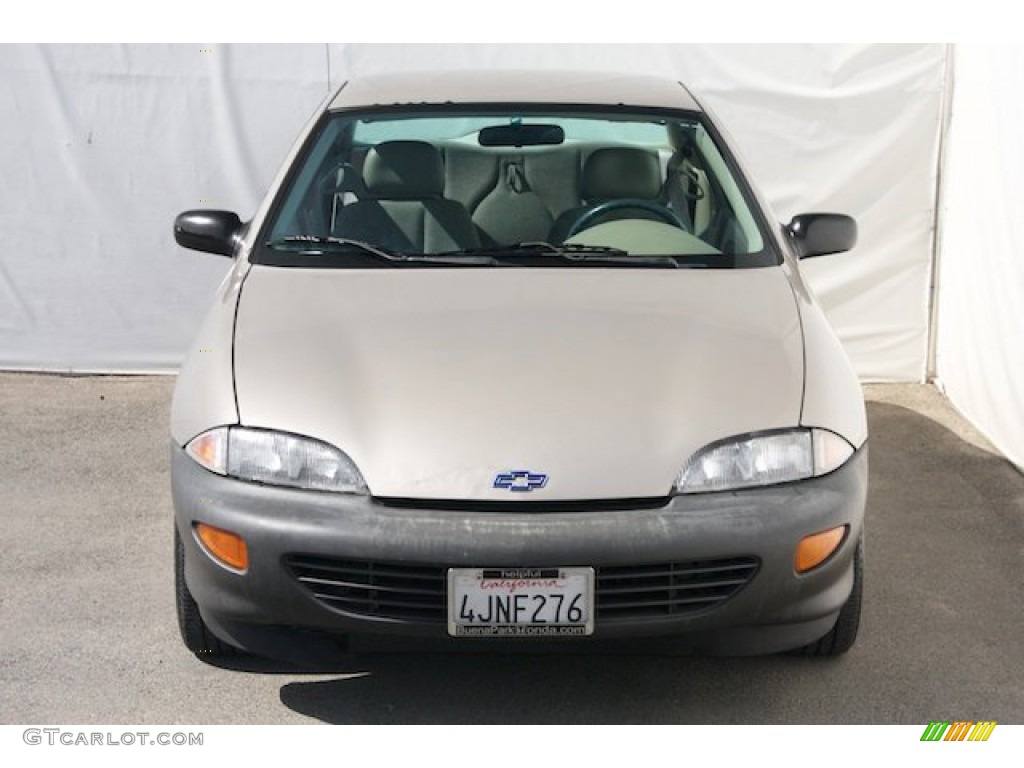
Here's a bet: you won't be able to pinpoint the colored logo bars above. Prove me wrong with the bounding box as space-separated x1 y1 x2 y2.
920 721 997 742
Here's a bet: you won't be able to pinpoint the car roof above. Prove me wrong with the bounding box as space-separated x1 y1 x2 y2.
328 70 702 112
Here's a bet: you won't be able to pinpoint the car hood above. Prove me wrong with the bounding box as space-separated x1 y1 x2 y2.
233 266 803 500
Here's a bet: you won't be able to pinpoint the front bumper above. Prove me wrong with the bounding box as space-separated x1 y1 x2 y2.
171 444 867 660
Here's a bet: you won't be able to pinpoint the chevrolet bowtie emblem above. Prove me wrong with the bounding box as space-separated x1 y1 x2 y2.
493 470 548 492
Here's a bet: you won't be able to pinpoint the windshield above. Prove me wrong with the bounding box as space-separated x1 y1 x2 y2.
256 106 778 269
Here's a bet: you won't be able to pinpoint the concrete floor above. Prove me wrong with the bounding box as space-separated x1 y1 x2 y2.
0 374 1021 724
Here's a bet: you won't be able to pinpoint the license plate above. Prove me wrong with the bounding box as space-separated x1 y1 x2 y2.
447 567 595 637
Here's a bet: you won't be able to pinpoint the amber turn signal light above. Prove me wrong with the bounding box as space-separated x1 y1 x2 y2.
795 525 847 574
195 523 249 571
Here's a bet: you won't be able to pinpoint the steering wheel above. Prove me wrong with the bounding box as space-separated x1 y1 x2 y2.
565 198 688 240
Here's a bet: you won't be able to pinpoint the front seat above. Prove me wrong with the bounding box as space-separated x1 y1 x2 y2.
332 140 481 253
548 147 666 244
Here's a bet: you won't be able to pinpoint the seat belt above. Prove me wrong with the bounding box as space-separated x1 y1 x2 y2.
505 158 528 194
687 163 711 236
664 152 712 234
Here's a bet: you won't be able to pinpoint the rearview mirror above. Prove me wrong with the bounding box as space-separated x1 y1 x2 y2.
478 123 565 147
787 213 857 259
173 210 243 256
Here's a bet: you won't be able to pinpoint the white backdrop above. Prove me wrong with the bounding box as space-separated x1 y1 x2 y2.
936 45 1024 470
0 43 947 378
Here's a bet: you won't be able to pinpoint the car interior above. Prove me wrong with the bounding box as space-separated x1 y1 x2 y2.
266 112 769 263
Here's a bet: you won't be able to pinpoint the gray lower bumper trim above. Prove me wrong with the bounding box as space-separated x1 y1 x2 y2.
172 444 867 658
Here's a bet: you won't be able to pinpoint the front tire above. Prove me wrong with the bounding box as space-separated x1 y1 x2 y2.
793 536 863 657
175 526 237 657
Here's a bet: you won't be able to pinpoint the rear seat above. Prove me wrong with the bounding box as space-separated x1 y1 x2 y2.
441 145 664 246
340 143 668 248
442 145 583 245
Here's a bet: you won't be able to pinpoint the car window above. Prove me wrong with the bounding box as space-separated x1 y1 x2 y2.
257 108 777 269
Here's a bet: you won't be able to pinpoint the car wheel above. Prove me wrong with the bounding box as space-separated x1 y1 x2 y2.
792 535 863 657
175 526 238 657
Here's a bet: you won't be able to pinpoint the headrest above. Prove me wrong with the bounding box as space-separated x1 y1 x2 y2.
363 141 445 199
582 148 662 201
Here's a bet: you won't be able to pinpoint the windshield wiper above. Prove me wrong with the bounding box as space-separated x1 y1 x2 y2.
517 242 631 257
435 241 625 257
267 236 406 259
265 236 505 266
433 242 684 268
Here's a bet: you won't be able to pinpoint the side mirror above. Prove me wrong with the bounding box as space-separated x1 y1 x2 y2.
173 210 243 257
787 213 857 259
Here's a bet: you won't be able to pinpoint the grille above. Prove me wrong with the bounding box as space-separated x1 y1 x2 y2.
372 496 672 513
595 559 760 619
286 555 759 624
285 558 446 622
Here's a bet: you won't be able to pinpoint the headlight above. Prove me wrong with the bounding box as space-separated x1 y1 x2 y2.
675 428 854 494
185 427 367 494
